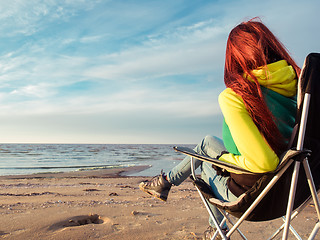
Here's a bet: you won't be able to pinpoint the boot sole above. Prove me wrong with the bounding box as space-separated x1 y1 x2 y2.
139 184 168 202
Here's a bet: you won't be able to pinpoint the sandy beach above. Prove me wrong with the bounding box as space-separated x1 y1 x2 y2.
0 166 318 240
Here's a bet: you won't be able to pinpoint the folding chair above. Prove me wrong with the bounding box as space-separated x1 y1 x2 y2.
174 53 320 240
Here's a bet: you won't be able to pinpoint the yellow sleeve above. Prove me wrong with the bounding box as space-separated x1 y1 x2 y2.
218 88 279 173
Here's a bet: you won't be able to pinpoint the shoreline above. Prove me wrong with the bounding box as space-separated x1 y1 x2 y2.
0 167 318 239
0 165 151 180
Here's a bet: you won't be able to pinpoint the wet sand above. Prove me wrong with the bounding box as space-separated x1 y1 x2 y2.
0 166 318 239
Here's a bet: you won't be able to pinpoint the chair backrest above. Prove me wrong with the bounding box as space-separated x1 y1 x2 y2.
216 53 320 221
292 52 320 210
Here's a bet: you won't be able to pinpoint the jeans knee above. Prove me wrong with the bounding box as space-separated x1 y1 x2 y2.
195 135 215 154
196 135 226 158
204 135 224 147
204 135 214 144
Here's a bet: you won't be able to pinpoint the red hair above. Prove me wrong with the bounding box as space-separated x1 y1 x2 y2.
224 18 301 155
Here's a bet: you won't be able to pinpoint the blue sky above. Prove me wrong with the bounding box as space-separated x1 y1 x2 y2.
0 0 319 144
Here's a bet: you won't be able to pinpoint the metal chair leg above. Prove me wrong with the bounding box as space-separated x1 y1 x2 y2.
191 156 228 240
282 161 301 240
308 221 320 240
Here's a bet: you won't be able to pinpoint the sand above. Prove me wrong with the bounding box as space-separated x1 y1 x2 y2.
0 166 318 240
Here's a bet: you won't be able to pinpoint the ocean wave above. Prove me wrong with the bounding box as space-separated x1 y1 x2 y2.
0 164 133 170
76 164 136 171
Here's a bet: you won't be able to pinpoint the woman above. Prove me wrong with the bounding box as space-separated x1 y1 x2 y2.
139 18 300 240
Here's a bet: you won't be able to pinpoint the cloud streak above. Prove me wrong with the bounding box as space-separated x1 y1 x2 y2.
85 20 227 81
0 0 318 143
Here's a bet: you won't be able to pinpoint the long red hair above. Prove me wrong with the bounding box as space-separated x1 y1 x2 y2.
224 18 301 155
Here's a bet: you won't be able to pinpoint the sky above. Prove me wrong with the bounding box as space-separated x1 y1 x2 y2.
0 0 319 144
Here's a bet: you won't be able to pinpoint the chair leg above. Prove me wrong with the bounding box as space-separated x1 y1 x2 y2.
194 184 228 240
285 216 303 240
190 157 228 240
302 158 320 240
227 161 293 238
270 157 320 240
268 215 303 240
282 161 301 240
302 158 320 220
308 221 320 240
268 196 312 240
220 211 247 240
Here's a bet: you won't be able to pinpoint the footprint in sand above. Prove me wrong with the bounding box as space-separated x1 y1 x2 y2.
48 214 110 231
66 214 104 226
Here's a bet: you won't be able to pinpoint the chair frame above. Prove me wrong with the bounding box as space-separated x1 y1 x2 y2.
174 57 320 239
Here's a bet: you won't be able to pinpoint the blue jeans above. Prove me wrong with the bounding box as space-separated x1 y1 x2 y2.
167 135 238 228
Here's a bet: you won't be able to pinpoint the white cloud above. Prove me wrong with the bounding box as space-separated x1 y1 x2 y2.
85 20 227 81
10 83 55 98
0 0 101 37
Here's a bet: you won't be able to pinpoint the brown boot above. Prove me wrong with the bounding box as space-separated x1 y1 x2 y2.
139 171 172 201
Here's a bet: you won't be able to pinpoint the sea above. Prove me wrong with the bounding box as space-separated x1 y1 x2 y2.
0 143 195 177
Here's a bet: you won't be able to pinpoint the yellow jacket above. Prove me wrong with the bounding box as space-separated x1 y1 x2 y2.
218 60 297 173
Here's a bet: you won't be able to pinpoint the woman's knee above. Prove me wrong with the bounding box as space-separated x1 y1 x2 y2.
203 135 224 150
200 135 215 149
204 135 224 145
197 135 226 158
204 135 214 143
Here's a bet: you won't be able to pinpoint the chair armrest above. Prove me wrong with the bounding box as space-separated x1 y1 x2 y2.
173 146 258 175
276 148 311 171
